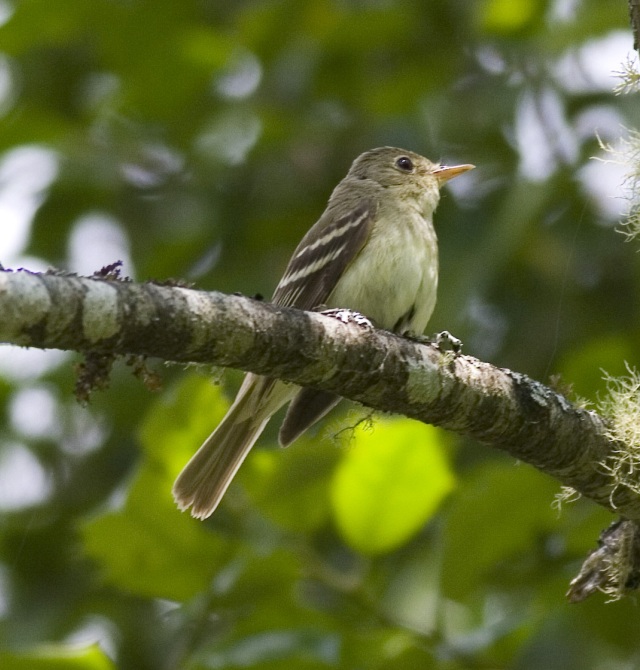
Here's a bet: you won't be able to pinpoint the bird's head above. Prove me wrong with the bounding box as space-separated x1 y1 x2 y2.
348 146 474 217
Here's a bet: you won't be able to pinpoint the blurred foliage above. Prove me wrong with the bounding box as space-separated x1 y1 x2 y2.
1 0 640 668
0 643 114 670
331 420 455 554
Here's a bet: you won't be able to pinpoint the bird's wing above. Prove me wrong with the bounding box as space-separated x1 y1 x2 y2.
271 200 375 446
272 201 374 310
279 387 341 447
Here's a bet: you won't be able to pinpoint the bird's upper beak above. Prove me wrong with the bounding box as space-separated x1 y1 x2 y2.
433 163 475 185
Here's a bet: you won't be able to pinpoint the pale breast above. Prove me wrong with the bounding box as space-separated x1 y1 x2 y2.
326 209 439 334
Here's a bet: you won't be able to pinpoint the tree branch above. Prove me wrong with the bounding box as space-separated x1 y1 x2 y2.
1 267 638 599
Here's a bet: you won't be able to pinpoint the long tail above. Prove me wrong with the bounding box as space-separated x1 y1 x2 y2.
172 374 293 519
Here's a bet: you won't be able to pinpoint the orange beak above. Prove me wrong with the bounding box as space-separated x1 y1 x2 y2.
433 163 475 185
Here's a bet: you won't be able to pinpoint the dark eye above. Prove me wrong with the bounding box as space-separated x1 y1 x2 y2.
395 156 414 172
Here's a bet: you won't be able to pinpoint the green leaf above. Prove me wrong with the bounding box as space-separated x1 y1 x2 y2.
81 480 230 601
0 644 114 670
330 418 455 554
482 0 540 33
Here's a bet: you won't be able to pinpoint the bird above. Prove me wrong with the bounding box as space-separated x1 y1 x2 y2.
173 147 474 519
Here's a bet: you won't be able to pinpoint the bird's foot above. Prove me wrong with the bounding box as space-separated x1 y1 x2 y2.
406 330 463 354
319 307 374 329
433 330 463 353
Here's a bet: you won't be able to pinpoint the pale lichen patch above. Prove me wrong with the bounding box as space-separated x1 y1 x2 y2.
0 272 51 344
405 355 442 405
180 288 217 351
82 281 119 343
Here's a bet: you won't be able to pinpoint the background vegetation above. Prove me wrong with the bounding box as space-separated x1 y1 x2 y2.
1 0 639 668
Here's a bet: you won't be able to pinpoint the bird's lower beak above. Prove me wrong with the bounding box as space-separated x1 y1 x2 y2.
433 163 475 184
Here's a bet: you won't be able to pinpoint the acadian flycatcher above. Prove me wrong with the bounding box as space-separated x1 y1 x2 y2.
173 147 474 519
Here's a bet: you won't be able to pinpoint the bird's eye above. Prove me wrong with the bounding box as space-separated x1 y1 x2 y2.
395 156 414 172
